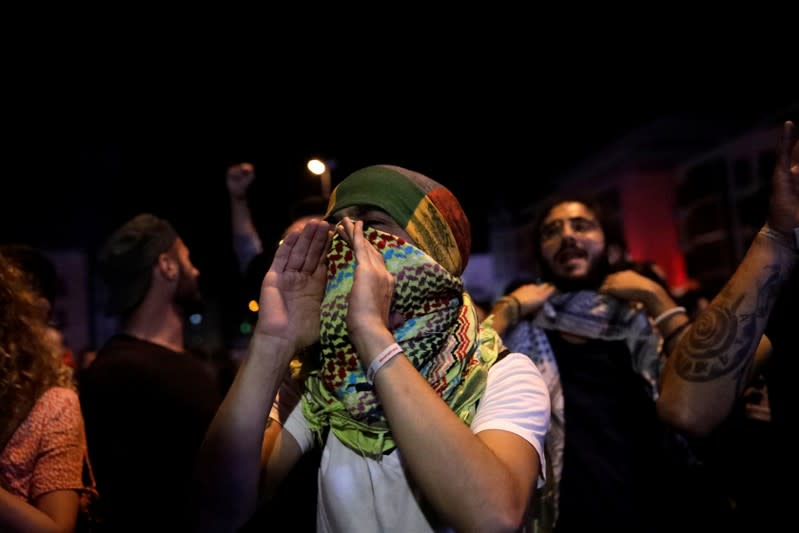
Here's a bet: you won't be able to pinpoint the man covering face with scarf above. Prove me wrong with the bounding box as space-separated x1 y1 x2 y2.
195 165 550 533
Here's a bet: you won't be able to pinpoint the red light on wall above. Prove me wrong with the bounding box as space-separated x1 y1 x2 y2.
620 170 687 290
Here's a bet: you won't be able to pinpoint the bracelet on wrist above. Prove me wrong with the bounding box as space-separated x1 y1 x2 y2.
652 306 687 328
760 224 799 254
495 295 521 323
366 342 403 384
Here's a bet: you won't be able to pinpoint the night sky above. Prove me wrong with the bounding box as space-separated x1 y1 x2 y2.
5 77 797 308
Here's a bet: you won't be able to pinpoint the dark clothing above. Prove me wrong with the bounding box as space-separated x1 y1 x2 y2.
548 333 672 532
758 272 798 529
765 273 797 449
688 274 798 533
547 333 722 533
80 334 222 532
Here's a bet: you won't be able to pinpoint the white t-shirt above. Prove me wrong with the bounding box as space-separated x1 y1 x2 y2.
271 352 550 533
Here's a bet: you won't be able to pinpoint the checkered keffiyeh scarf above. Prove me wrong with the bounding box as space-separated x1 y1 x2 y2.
302 229 501 457
504 290 662 523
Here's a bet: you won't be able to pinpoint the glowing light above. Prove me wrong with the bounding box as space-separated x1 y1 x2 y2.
248 300 260 312
307 159 326 176
189 313 202 325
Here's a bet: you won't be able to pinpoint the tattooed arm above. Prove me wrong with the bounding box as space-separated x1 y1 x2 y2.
657 243 793 436
657 121 799 436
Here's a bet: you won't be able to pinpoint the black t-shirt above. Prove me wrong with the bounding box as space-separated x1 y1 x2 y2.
765 273 797 442
762 272 798 522
80 334 222 532
548 332 680 532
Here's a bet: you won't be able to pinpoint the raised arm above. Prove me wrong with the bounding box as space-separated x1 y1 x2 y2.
226 162 263 271
193 220 330 532
340 218 543 532
658 120 799 436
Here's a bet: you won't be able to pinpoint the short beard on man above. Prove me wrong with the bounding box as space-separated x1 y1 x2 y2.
174 266 203 315
537 248 611 293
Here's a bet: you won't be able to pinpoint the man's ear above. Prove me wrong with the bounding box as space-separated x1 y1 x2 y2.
156 253 178 281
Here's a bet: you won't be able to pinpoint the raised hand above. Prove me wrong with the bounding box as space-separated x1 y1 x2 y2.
336 217 396 355
226 162 256 200
767 121 799 238
254 219 330 354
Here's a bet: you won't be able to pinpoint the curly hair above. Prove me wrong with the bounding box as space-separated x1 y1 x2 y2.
0 257 74 448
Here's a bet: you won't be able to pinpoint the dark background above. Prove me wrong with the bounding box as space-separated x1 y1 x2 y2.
74 93 797 253
7 33 796 254
3 55 796 349
6 11 797 255
10 92 796 269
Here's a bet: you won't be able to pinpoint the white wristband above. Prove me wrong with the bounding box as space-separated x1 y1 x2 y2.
652 306 687 327
366 342 403 384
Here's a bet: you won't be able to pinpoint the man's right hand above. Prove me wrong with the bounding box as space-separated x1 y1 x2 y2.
254 220 331 355
767 121 799 238
226 162 255 200
511 282 556 318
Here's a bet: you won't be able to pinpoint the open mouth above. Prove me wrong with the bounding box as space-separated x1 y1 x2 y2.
555 247 587 266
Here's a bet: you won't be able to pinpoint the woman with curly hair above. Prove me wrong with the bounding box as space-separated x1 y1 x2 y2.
0 255 94 533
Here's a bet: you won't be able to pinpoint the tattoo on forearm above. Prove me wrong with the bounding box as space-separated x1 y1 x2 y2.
674 265 782 384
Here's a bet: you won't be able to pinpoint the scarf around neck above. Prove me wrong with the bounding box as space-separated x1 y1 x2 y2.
504 290 662 525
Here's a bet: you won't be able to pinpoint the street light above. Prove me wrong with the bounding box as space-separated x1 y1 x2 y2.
307 158 332 199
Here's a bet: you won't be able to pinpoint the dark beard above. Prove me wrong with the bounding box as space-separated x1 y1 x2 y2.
175 268 203 315
539 251 611 293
